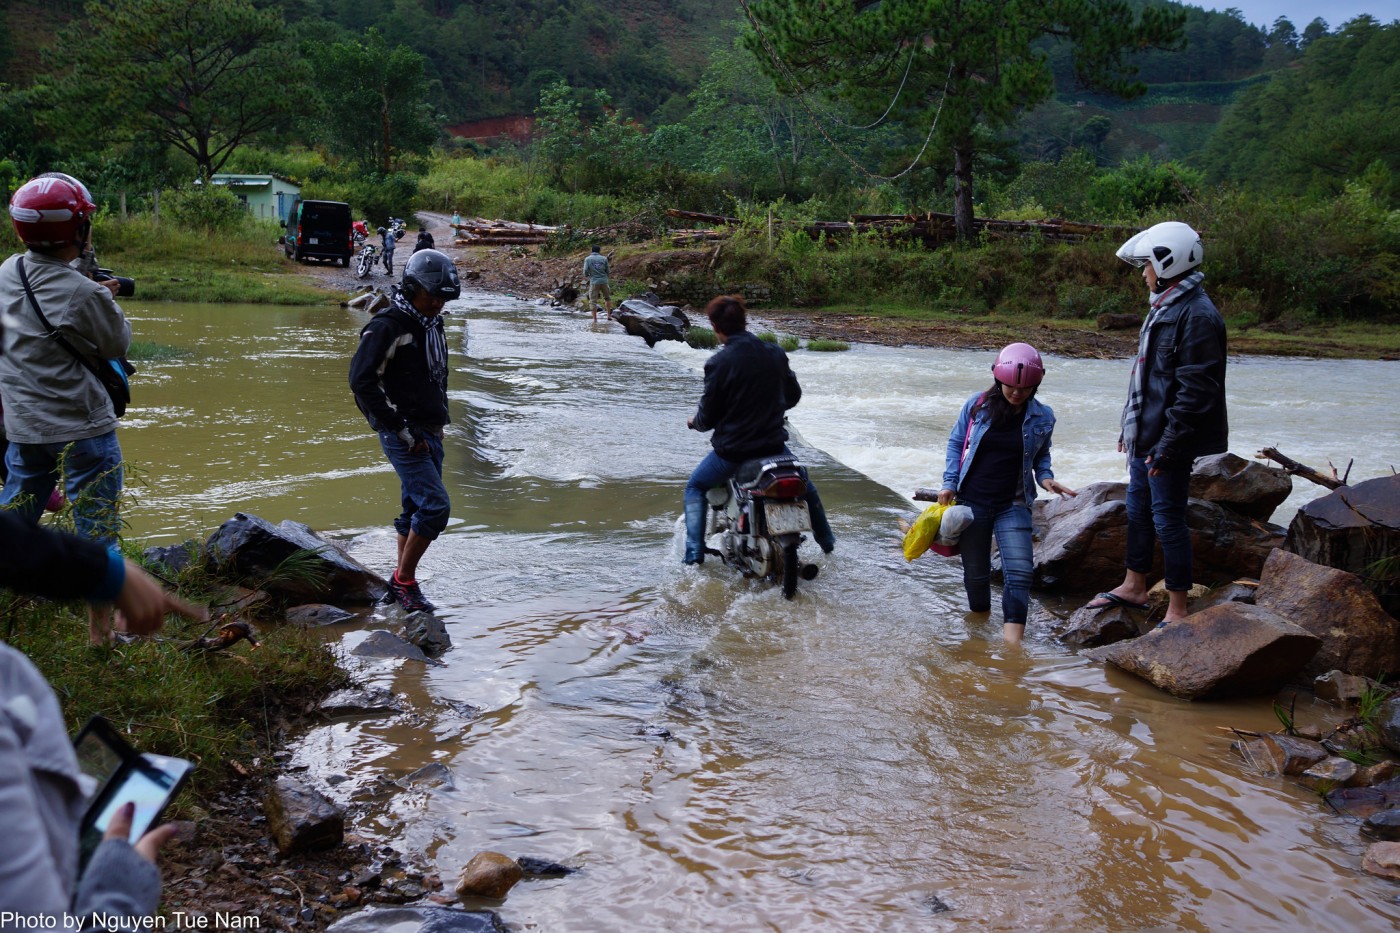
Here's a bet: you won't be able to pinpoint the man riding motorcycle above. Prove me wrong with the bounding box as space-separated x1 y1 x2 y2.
683 295 835 564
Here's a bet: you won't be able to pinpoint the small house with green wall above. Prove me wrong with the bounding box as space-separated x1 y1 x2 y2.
206 174 301 223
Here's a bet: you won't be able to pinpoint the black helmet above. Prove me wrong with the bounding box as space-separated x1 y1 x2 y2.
377 226 386 235
401 248 461 301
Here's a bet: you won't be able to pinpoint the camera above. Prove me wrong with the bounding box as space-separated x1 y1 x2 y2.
95 268 136 298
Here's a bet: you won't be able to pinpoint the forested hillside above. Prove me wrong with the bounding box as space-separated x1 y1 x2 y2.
0 1 1394 327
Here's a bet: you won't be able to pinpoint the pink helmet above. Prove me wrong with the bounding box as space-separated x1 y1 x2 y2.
991 343 1044 388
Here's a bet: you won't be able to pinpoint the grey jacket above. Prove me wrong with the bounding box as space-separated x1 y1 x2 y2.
0 251 131 444
0 643 161 921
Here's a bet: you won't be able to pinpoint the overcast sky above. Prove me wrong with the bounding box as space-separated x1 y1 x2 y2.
1201 0 1400 29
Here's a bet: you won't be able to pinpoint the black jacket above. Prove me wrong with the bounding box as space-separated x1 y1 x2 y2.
0 511 111 600
413 231 434 253
349 307 449 434
1133 283 1229 465
691 331 800 461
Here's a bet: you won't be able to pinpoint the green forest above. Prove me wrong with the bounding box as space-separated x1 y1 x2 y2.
0 0 1397 328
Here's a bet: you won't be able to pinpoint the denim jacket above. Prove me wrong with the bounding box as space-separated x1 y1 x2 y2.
942 392 1056 509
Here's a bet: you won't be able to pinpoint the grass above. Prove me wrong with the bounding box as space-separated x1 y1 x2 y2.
5 588 345 803
805 338 851 352
85 215 335 305
685 326 718 349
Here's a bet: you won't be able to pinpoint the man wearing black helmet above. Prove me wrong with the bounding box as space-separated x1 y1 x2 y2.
349 249 461 613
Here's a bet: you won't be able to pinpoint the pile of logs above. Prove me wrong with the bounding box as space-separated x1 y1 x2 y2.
665 209 1137 247
452 218 558 247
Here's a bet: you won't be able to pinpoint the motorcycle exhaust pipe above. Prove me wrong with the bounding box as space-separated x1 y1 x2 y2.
801 563 820 581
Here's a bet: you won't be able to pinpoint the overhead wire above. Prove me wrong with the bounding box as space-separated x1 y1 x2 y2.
737 0 954 181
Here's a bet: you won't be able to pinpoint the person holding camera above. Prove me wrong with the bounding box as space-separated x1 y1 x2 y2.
1 173 132 645
0 510 205 921
349 249 462 613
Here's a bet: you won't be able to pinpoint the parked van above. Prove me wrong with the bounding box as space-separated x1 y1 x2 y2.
283 199 353 266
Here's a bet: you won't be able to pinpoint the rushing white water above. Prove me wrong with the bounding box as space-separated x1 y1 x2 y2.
658 337 1400 522
115 295 1400 932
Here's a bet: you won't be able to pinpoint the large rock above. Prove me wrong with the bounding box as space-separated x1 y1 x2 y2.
1254 548 1400 679
615 299 688 347
1326 777 1400 819
1374 697 1400 756
206 513 386 603
264 775 344 856
1084 602 1320 700
352 629 441 664
1285 473 1400 618
455 851 524 900
1189 453 1293 521
1031 482 1284 592
1056 603 1151 649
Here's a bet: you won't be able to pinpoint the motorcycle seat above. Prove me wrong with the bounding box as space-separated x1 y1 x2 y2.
735 456 801 490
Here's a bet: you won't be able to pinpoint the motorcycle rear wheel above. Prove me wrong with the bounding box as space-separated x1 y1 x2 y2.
781 540 800 599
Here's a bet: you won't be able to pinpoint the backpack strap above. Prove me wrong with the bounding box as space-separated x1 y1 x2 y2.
15 256 111 387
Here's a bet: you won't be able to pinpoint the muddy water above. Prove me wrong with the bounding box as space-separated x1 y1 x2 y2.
118 297 1400 931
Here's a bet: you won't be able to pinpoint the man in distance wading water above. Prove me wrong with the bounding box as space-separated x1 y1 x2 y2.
350 248 461 613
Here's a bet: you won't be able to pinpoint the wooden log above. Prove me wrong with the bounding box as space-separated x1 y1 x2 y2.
667 208 741 226
1256 447 1347 489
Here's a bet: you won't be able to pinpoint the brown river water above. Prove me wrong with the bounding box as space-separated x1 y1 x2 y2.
115 296 1400 931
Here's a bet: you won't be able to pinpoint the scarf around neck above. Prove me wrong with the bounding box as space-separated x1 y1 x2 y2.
1120 270 1205 458
392 289 448 387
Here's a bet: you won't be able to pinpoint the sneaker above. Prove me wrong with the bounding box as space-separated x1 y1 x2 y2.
387 573 435 613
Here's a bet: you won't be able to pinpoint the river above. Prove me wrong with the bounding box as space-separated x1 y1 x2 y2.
117 295 1400 931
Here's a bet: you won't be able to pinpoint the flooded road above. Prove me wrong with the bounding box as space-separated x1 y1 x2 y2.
117 296 1400 931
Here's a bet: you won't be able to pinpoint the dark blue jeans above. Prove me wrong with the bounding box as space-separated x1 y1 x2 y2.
683 448 834 563
1 431 123 547
957 500 1034 626
1125 454 1193 591
378 430 450 540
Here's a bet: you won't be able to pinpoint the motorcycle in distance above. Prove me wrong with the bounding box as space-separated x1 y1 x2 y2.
388 217 408 239
354 239 380 279
704 454 821 599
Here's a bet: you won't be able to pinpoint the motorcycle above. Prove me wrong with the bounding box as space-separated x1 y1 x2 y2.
704 454 821 599
354 241 380 278
388 217 408 239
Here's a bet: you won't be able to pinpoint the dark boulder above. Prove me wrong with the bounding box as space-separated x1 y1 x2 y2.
284 604 357 626
1284 473 1400 618
352 629 441 664
142 540 201 576
615 299 689 347
264 775 344 856
1189 452 1292 522
1254 548 1400 679
1056 602 1151 649
404 612 451 656
1031 482 1284 593
1326 777 1400 819
1084 601 1320 700
205 513 386 603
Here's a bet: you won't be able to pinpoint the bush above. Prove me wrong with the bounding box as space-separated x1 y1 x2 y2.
162 185 248 233
805 338 850 352
685 326 718 349
309 172 420 225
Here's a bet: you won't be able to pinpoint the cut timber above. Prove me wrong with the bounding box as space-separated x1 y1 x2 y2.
1256 447 1346 489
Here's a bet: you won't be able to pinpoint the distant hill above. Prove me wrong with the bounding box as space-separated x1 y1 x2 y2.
0 1 1330 166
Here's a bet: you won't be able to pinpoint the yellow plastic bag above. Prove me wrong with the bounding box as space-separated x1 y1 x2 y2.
902 502 949 561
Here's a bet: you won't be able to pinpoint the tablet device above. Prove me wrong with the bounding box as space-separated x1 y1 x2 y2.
74 717 192 867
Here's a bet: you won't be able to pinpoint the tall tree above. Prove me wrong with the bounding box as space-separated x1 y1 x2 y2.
48 0 300 180
304 30 439 173
743 0 1185 238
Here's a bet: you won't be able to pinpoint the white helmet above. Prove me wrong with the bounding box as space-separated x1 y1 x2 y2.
1116 221 1203 278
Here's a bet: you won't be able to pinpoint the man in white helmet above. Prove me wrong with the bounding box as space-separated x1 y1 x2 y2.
1085 221 1228 626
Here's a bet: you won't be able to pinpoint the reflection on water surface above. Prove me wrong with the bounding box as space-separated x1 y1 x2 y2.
114 296 1400 931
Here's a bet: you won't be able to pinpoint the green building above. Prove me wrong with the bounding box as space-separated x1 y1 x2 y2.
205 174 301 223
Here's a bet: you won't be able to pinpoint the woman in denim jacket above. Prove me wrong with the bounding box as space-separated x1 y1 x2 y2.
937 344 1076 642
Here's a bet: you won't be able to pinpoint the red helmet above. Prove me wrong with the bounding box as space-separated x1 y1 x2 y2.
991 342 1045 388
9 174 97 249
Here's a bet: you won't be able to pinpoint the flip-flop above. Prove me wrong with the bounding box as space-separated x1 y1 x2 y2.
1085 591 1150 612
